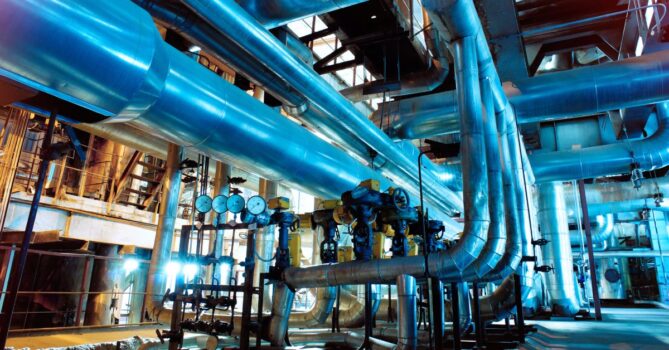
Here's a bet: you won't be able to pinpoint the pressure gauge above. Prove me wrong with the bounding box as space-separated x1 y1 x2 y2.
195 195 213 213
247 195 267 215
212 195 228 214
226 194 246 214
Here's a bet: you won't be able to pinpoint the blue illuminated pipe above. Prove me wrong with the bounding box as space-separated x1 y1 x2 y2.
132 0 307 109
179 0 464 214
236 0 367 29
538 183 581 316
569 214 615 246
422 0 535 321
374 49 669 141
530 102 669 182
458 77 504 282
0 0 463 232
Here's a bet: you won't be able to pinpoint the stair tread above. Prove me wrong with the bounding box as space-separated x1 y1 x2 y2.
128 173 161 183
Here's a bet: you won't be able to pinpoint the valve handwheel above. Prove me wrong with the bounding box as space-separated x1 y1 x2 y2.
391 187 410 210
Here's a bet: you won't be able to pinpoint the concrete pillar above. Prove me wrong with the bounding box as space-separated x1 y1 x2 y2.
143 143 183 319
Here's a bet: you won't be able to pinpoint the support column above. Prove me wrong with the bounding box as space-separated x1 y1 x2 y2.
143 143 183 320
253 178 278 312
577 180 602 320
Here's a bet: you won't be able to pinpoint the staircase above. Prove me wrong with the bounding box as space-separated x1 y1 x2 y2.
112 151 166 211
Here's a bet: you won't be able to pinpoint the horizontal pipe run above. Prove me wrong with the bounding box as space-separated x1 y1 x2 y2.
530 102 669 182
236 0 368 29
180 0 464 214
374 50 669 142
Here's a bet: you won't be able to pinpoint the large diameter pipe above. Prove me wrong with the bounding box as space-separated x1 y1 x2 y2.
530 102 669 182
283 29 488 289
460 77 506 281
132 0 307 110
0 0 462 230
144 143 183 318
374 50 669 140
180 0 464 214
396 275 417 350
570 214 615 246
236 0 367 29
538 182 580 316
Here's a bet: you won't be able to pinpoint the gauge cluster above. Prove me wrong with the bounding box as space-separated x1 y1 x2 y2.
194 193 268 217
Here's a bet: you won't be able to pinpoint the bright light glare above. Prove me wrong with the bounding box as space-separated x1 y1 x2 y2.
183 263 199 279
123 258 139 273
166 261 181 274
438 172 454 182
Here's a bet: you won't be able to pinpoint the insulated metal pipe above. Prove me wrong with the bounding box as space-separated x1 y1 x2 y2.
570 214 615 246
396 275 417 350
426 35 488 281
460 76 506 281
179 0 464 214
531 102 669 182
236 0 367 29
144 143 183 319
133 0 307 110
266 283 295 346
422 0 536 321
373 50 669 141
538 182 580 316
0 0 464 230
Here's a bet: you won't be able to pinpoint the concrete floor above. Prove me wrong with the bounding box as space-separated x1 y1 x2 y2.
6 307 669 349
523 307 669 350
6 326 158 349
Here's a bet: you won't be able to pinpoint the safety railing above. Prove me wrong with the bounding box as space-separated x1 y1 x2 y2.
0 245 155 332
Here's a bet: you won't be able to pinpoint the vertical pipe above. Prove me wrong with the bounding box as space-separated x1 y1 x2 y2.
144 143 183 320
429 278 444 348
0 110 56 347
397 274 417 350
578 180 603 320
209 161 231 283
240 226 258 349
538 182 580 316
513 274 525 343
472 282 483 347
450 282 461 350
254 178 278 312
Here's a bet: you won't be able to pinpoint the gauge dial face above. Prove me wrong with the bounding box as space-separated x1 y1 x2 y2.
226 194 246 214
212 195 228 214
195 195 213 213
247 195 267 215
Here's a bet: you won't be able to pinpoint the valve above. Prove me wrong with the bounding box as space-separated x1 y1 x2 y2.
532 238 549 246
631 163 643 189
535 265 554 273
156 329 182 345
